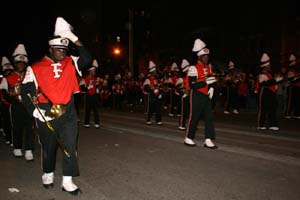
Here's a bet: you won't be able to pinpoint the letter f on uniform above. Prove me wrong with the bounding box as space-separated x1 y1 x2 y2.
51 63 63 78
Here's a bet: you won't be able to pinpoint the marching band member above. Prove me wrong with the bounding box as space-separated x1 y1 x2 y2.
255 53 283 131
100 77 112 108
112 73 124 110
124 71 137 112
168 62 180 117
135 72 145 107
143 61 163 125
81 59 100 128
20 17 91 195
223 61 240 114
285 54 300 119
184 39 218 149
6 44 35 160
0 56 14 145
178 59 191 130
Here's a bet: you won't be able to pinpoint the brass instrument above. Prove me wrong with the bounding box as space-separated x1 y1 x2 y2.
27 94 71 158
8 83 21 96
96 77 104 85
49 104 67 119
153 84 160 95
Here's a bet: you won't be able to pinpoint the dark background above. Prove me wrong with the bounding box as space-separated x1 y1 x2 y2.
0 0 299 75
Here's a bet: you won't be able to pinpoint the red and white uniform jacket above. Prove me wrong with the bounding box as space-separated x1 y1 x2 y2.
287 67 300 87
255 70 277 93
186 63 213 95
143 76 161 96
112 82 124 95
0 76 10 105
6 71 25 103
100 86 111 100
82 77 98 95
32 56 80 104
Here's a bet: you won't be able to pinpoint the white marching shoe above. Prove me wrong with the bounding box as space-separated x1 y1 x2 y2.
24 150 34 161
42 172 54 188
233 109 239 114
269 126 279 131
257 126 267 130
184 137 196 146
13 149 23 157
204 139 218 149
62 176 81 195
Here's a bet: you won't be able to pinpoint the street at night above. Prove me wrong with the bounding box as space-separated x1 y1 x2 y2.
1 106 299 200
0 1 300 199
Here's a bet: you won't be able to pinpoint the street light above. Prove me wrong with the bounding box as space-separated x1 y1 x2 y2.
113 47 121 56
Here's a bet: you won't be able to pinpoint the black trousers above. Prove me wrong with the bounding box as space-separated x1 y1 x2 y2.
286 85 300 117
84 94 99 125
257 88 278 127
224 86 239 111
11 103 34 150
144 93 149 113
169 90 180 115
179 96 189 128
147 95 162 122
37 96 79 176
126 89 137 110
0 104 12 143
113 94 123 110
74 92 83 117
292 86 300 116
186 91 216 140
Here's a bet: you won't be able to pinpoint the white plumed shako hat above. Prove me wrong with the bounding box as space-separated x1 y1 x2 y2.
171 62 179 71
192 38 210 56
228 61 235 69
181 59 190 72
149 60 156 72
288 54 297 66
12 44 28 64
88 59 99 71
260 53 270 67
1 56 14 71
48 17 72 49
54 17 74 36
92 59 99 67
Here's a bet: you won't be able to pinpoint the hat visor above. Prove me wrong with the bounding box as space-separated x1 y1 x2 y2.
51 45 68 49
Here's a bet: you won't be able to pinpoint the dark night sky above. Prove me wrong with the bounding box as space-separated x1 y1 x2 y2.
0 0 299 65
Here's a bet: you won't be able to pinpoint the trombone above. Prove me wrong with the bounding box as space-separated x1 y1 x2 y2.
27 93 71 158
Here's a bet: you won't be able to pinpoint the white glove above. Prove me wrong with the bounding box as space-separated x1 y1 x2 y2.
58 30 78 43
87 84 94 89
207 87 214 99
33 108 54 122
182 94 188 98
275 76 283 82
206 77 217 85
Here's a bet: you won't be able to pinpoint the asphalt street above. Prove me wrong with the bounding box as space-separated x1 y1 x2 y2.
0 106 299 200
